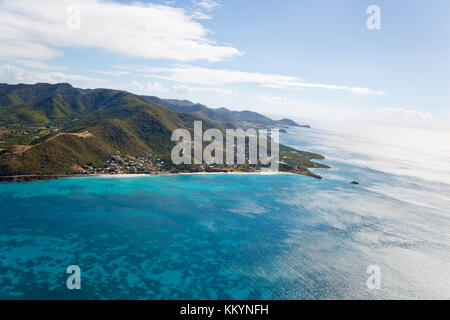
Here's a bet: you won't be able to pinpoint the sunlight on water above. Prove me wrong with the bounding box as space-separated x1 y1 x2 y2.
0 126 449 299
312 123 450 184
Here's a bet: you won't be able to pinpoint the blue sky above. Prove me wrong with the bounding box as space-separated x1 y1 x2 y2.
0 0 449 126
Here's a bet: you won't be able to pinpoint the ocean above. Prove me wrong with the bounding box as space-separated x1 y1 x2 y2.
0 125 449 299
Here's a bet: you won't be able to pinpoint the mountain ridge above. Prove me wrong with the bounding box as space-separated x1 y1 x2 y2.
141 95 311 129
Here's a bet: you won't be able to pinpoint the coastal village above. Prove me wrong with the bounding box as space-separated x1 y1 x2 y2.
79 151 264 176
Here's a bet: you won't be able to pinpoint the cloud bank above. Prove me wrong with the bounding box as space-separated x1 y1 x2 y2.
0 0 241 65
0 64 103 87
119 65 386 95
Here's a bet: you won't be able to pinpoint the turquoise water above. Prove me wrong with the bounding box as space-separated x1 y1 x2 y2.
0 127 449 299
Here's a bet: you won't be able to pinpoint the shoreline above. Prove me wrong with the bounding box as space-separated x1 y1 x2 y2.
95 171 297 178
0 170 321 182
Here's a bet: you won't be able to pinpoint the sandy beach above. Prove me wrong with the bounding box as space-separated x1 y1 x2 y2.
93 171 296 178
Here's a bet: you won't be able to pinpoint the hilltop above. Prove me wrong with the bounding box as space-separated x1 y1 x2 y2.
142 96 311 129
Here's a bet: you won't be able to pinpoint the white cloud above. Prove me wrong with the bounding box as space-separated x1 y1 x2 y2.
256 95 330 119
377 107 434 121
186 0 221 20
0 64 104 87
8 59 68 71
120 65 386 95
147 65 298 86
123 80 235 98
193 0 220 11
0 41 63 68
287 84 386 96
0 0 241 64
190 11 213 20
172 84 235 96
124 80 169 95
90 70 131 77
257 95 319 109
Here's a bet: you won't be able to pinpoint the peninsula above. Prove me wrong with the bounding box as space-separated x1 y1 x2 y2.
0 83 329 181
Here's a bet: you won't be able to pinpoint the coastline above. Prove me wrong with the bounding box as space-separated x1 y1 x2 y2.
95 171 297 177
0 169 322 183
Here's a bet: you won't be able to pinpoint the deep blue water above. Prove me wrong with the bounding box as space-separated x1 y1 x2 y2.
0 127 449 299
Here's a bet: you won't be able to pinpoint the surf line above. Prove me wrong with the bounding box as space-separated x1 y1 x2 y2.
180 304 215 318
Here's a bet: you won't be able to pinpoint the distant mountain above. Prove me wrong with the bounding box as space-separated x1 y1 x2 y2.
142 96 311 129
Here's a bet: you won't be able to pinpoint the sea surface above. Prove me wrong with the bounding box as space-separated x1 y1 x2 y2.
0 125 449 299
